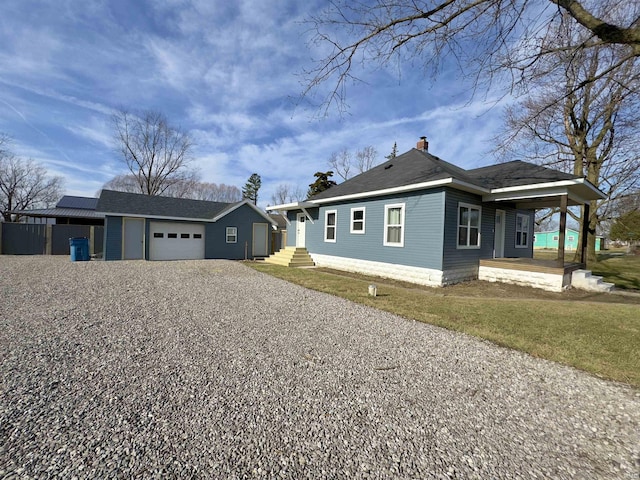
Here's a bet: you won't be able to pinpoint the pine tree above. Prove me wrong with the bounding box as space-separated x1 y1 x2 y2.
385 142 397 160
242 173 261 205
307 171 337 198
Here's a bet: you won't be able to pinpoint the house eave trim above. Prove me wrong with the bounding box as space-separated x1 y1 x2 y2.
212 199 277 225
310 178 488 204
99 212 214 222
266 201 317 211
488 178 605 201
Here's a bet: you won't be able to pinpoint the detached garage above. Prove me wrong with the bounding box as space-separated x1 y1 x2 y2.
96 190 276 262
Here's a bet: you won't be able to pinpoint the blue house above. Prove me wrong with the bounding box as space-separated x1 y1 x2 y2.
96 190 276 261
534 229 603 251
266 139 604 291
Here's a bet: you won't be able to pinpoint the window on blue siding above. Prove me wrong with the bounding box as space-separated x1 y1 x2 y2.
515 213 529 248
457 203 481 249
226 227 237 243
350 207 365 234
384 203 405 247
325 210 337 242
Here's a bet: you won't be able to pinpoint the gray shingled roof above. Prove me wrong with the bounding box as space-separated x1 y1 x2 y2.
310 149 480 200
56 196 99 210
309 149 584 200
96 190 232 219
467 161 580 189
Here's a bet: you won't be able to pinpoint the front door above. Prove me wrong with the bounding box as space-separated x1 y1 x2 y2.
123 217 144 260
296 213 306 247
494 210 505 258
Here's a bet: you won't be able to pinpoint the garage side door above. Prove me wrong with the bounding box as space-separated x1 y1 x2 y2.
150 222 205 261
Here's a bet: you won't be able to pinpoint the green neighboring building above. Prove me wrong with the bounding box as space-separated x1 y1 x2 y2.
534 229 603 250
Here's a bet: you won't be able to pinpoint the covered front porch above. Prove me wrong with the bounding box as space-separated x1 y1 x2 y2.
481 178 605 292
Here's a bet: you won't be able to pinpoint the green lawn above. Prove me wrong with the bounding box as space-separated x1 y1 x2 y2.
247 262 640 387
534 248 640 290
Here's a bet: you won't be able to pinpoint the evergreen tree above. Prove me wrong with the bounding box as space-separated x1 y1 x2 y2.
385 142 397 160
307 171 337 198
242 173 261 205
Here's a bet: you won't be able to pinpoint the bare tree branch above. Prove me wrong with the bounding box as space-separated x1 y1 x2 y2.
112 109 196 196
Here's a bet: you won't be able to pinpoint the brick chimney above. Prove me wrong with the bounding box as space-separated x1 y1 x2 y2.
417 136 428 152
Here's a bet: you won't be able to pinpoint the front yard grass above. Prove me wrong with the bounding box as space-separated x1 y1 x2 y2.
247 262 640 388
534 248 640 290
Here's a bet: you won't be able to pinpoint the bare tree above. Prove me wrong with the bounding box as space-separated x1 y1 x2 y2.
355 146 378 173
495 10 640 263
328 146 379 180
187 182 242 202
270 183 305 206
100 173 242 202
113 109 196 196
100 174 140 194
328 149 352 181
0 134 64 222
303 0 640 113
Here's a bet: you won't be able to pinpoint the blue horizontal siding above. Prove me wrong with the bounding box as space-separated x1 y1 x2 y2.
302 189 445 270
442 189 492 271
503 209 534 258
206 204 271 259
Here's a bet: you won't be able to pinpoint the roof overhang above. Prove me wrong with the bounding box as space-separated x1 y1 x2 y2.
266 201 318 212
268 179 489 210
98 199 277 227
267 177 604 212
483 179 605 208
212 199 278 226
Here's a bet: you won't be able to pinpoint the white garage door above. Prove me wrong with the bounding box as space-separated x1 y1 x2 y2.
150 222 205 261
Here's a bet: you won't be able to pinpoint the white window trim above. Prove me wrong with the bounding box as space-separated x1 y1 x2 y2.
383 203 405 247
226 226 237 243
324 210 337 243
457 202 481 250
515 213 529 249
350 207 366 234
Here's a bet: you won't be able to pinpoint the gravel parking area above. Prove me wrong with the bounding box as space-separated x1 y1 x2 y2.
1 256 639 479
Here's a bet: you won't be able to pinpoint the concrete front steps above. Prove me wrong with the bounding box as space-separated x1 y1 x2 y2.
571 269 614 293
263 247 315 267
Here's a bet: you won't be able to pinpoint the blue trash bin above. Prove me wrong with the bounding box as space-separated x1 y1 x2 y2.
69 237 90 262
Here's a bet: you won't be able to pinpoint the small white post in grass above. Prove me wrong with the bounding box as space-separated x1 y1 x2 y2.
368 284 377 297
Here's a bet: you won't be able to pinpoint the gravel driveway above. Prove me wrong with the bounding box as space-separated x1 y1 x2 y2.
1 256 638 479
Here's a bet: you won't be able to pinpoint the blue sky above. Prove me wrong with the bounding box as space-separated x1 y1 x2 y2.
0 0 510 208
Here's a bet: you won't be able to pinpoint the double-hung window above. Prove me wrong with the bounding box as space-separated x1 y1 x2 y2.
515 213 530 248
384 203 405 247
325 210 337 242
226 227 237 243
350 207 365 234
457 203 481 248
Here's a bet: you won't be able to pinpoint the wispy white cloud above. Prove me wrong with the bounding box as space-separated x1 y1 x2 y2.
1 0 514 208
